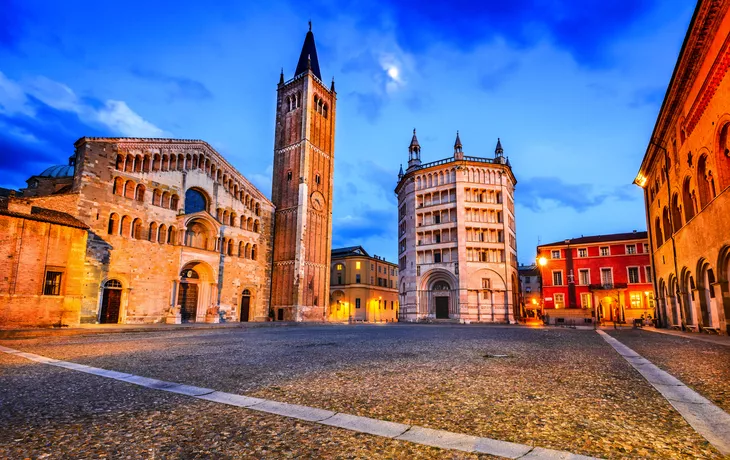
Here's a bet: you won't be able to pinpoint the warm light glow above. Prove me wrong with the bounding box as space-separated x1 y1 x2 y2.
531 298 537 305
356 261 361 270
538 256 547 267
635 173 647 187
644 291 650 296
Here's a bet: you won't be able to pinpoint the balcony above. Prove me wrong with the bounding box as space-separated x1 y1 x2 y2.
589 283 628 291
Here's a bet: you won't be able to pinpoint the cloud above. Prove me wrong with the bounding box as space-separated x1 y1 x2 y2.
479 61 520 92
0 71 167 189
516 176 639 213
333 206 396 245
131 68 213 101
248 164 273 199
350 91 386 123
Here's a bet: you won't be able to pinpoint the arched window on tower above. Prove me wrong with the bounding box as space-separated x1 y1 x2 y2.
170 194 179 211
108 213 119 235
654 217 663 248
135 184 145 202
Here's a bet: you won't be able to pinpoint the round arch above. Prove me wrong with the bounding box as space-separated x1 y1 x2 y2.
185 187 211 214
419 268 459 319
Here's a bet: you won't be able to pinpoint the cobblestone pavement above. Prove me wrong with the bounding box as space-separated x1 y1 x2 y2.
1 325 723 459
606 329 730 413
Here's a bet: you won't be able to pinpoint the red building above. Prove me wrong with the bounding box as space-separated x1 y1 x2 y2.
536 232 654 325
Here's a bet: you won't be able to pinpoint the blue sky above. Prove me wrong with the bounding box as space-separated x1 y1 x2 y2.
0 0 694 264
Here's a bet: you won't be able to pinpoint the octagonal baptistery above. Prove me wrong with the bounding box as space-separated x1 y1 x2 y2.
26 137 274 324
395 131 519 323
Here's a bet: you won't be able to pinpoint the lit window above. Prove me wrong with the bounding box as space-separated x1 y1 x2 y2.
600 247 609 256
554 293 565 308
630 292 642 308
43 271 63 296
580 293 591 309
356 261 361 270
626 245 636 254
336 264 343 271
578 248 587 258
551 250 560 259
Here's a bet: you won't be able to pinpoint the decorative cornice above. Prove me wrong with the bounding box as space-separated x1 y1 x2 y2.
684 32 730 136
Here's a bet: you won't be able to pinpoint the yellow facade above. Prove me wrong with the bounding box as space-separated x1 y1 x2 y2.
329 247 399 322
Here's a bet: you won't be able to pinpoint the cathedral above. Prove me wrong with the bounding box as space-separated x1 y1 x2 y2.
0 28 335 327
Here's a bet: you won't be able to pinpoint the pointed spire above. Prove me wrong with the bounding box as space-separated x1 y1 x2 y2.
330 76 336 92
495 137 504 156
398 163 404 179
409 128 420 153
407 128 421 169
454 131 462 154
279 68 284 85
295 24 322 80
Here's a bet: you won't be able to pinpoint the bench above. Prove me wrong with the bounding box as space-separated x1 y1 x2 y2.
670 324 682 330
702 327 720 335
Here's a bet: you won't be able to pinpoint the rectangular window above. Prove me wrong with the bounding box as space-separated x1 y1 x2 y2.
337 275 342 285
630 292 642 308
554 293 565 308
524 276 530 284
600 247 609 256
355 298 361 309
356 274 361 283
645 266 652 283
579 269 590 285
434 214 440 224
371 263 374 270
391 301 394 310
552 271 563 286
434 252 441 263
628 267 640 284
580 293 591 309
601 268 613 285
551 250 560 259
356 261 361 270
482 278 491 289
643 243 649 253
626 244 636 254
578 248 587 258
43 271 63 296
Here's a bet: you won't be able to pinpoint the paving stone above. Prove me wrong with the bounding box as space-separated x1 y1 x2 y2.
654 383 713 405
164 384 214 396
396 426 480 452
520 447 598 459
473 436 533 458
196 391 265 408
667 400 730 456
251 399 336 422
319 413 410 438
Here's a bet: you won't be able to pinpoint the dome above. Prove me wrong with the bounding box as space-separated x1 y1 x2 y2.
38 164 74 178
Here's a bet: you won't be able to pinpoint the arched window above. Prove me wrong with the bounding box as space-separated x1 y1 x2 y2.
253 220 259 233
251 244 257 260
170 194 179 210
162 191 170 208
124 180 135 199
239 241 245 257
683 177 695 222
662 207 672 238
135 184 145 202
116 155 124 170
152 189 161 206
148 222 157 241
697 154 712 208
153 154 161 171
671 193 682 232
124 155 133 172
158 224 167 243
105 279 122 288
142 155 150 172
255 203 260 216
245 243 251 259
718 123 730 189
654 217 663 247
132 218 143 239
135 155 143 172
120 215 131 237
108 213 119 235
113 177 124 195
168 226 176 245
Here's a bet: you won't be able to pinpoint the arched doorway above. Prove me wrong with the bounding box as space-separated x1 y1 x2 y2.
240 289 251 322
100 279 123 323
178 268 200 322
433 281 451 319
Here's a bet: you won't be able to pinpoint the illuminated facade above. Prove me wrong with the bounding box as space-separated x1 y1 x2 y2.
518 264 541 317
395 131 519 322
634 0 730 334
329 246 398 322
536 232 654 325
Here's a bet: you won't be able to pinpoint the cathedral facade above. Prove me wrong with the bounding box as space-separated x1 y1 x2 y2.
395 131 519 322
0 28 334 327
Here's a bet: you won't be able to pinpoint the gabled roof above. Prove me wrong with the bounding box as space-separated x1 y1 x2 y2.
0 199 88 229
538 231 648 249
331 246 370 257
294 29 322 80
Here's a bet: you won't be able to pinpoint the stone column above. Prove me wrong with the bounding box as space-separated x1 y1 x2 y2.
711 281 726 330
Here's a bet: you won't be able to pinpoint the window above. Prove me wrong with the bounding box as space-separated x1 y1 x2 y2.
355 298 361 309
580 293 591 309
601 268 613 285
600 247 609 256
551 250 560 259
315 174 321 185
43 271 63 296
434 252 441 263
626 244 636 254
482 278 491 289
554 293 565 308
628 267 640 284
356 261 361 270
630 292 642 309
552 271 563 286
579 269 590 285
391 301 394 310
643 243 649 253
185 188 207 214
287 171 292 181
524 276 530 284
356 274 361 283
337 275 342 285
336 264 343 270
578 248 587 258
645 266 652 283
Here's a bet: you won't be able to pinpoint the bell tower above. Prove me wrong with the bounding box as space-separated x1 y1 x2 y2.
271 24 336 322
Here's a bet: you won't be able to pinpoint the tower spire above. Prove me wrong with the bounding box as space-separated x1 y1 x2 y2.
279 68 284 85
454 131 463 159
407 128 421 169
295 25 322 80
495 137 504 157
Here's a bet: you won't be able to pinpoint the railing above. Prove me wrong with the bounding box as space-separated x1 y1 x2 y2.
589 283 628 290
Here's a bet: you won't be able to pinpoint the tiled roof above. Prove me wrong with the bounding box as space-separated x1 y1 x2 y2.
538 231 648 248
0 199 88 229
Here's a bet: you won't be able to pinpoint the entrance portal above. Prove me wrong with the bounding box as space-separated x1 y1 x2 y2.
241 289 251 322
100 279 122 323
435 297 449 319
178 268 200 322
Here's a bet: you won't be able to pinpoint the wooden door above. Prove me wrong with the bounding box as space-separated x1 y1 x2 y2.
100 289 121 323
435 297 449 319
241 296 250 322
178 283 199 323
